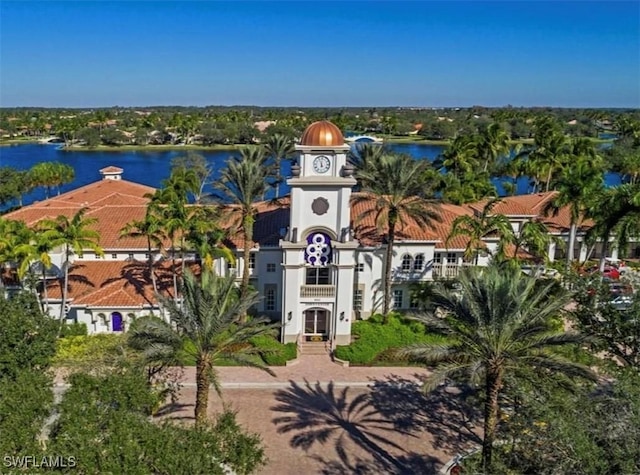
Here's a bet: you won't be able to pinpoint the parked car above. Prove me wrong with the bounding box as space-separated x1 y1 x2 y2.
520 265 560 279
584 265 621 280
605 258 630 275
609 282 633 296
610 295 633 311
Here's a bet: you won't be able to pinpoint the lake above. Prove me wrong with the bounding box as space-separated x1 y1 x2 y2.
0 142 620 207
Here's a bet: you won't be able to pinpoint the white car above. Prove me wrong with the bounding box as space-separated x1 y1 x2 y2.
610 295 633 311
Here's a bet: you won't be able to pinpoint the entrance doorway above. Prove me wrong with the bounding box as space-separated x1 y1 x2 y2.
111 312 123 332
304 308 329 341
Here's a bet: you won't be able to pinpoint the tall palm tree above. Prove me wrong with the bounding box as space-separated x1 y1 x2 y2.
545 147 604 269
512 219 555 263
529 118 569 192
587 184 640 272
13 227 57 313
0 218 32 296
127 269 279 426
216 147 272 305
447 198 514 265
354 153 441 317
265 134 294 198
396 265 597 472
185 216 235 271
120 207 166 295
40 208 104 322
475 122 512 173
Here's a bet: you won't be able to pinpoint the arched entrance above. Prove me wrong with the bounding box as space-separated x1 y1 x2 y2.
304 308 329 341
111 312 123 332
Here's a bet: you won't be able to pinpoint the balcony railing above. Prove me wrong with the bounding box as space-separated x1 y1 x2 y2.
300 285 336 298
431 263 474 279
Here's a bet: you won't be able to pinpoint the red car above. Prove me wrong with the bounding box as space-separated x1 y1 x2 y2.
585 266 620 280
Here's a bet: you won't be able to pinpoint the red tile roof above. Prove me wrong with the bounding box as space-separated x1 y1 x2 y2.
5 178 156 250
45 260 198 307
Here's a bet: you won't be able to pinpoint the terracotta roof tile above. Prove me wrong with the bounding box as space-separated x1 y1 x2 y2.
45 260 193 307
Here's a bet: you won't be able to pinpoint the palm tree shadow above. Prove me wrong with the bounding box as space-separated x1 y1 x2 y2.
368 376 482 453
271 380 438 474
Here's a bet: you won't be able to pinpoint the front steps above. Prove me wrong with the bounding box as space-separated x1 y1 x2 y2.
299 340 331 356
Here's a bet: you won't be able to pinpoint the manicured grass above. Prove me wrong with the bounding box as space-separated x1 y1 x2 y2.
334 313 448 366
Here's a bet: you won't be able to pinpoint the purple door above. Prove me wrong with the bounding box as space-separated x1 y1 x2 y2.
111 312 123 332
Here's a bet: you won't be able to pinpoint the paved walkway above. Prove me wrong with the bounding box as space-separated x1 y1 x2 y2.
178 355 431 388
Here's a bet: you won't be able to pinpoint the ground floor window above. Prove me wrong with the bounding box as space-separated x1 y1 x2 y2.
264 284 276 311
393 289 404 309
353 288 363 311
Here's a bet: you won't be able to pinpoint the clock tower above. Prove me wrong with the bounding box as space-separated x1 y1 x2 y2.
280 121 358 346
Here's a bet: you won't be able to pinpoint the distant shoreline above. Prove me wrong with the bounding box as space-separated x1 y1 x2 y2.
0 136 613 150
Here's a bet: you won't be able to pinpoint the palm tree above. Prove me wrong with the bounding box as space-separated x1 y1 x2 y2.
216 147 272 305
447 198 514 265
354 153 441 317
265 134 294 198
587 184 640 272
544 147 604 269
127 269 279 426
13 227 57 313
0 218 32 296
184 215 235 271
528 118 569 192
396 265 597 472
475 122 512 173
512 219 555 263
39 208 104 322
120 207 166 295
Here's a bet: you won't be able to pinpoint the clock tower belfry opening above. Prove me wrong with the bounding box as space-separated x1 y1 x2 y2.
280 121 358 347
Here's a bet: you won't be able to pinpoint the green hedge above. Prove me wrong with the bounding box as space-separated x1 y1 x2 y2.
54 334 126 366
249 335 297 366
59 322 88 337
179 336 296 367
334 313 447 365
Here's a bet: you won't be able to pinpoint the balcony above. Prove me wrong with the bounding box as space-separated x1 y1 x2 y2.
300 285 336 298
431 263 474 279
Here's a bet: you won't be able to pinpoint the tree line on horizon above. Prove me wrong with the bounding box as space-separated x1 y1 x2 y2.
1 105 637 148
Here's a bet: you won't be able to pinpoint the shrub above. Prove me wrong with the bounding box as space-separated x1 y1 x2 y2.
59 322 88 337
334 313 446 365
250 335 297 366
53 334 126 366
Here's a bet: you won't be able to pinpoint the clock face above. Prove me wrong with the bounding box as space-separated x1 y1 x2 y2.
312 155 331 174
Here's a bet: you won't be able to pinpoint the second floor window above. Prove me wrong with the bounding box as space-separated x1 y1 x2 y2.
306 267 330 285
248 254 255 270
413 253 424 271
401 254 412 271
267 263 276 272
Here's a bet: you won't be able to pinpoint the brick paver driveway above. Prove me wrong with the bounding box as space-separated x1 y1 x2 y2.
157 357 481 475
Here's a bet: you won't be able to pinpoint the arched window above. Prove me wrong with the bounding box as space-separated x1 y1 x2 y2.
413 253 425 271
401 254 413 271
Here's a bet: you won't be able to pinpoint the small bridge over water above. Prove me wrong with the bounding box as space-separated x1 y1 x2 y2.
344 135 384 144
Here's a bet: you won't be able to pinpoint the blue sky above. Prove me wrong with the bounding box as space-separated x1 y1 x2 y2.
1 1 638 108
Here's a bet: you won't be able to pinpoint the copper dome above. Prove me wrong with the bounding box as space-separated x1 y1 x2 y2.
300 121 345 146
